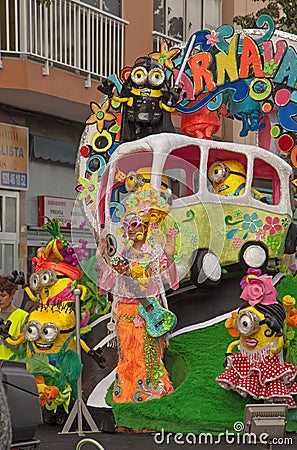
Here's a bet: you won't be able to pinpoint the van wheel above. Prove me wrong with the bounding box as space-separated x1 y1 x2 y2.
190 249 222 287
239 242 268 270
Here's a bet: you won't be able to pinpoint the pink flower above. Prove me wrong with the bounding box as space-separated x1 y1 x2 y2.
232 237 242 248
240 268 262 289
255 228 266 241
240 274 278 306
206 30 220 46
168 227 178 238
140 202 150 214
141 243 152 254
133 315 145 327
263 216 282 236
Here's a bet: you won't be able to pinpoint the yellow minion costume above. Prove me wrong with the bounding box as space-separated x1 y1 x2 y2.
216 269 297 407
208 159 268 202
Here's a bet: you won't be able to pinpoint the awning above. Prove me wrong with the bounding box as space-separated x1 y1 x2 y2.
32 135 77 165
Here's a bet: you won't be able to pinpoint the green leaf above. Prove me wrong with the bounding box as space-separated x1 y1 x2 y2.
25 353 60 376
286 331 295 340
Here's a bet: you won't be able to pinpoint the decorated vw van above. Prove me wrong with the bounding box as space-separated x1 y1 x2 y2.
77 132 297 286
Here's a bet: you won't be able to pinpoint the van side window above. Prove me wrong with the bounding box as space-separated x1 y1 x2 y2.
207 150 247 197
252 158 280 206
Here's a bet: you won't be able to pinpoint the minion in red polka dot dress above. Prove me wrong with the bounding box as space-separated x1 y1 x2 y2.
216 269 297 407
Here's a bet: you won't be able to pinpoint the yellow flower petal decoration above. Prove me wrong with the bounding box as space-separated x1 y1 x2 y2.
149 39 180 70
86 100 116 132
282 295 296 312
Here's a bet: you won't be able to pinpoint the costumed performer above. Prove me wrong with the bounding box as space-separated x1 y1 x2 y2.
96 187 179 403
0 272 28 360
216 269 297 407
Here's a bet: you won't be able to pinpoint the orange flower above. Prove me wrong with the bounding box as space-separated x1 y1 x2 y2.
286 308 297 327
86 100 116 132
225 311 240 337
44 385 60 400
149 40 180 70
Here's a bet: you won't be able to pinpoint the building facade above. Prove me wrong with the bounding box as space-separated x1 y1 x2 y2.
0 0 264 276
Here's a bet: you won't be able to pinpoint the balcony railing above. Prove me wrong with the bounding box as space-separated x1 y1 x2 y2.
0 0 128 86
152 31 184 52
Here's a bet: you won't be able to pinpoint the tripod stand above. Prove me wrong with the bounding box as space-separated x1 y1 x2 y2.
60 288 100 436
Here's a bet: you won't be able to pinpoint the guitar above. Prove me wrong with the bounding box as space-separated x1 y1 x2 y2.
123 275 177 338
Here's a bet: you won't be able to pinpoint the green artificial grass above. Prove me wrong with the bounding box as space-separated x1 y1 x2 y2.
106 321 297 434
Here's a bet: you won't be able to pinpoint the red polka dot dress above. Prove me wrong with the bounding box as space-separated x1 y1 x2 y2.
216 344 297 408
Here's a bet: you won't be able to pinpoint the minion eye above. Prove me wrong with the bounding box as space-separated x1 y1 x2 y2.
236 310 260 336
208 162 228 183
40 323 60 342
148 68 165 86
39 269 57 287
23 322 40 341
29 273 41 292
131 66 147 85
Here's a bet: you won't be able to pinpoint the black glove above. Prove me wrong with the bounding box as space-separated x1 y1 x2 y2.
8 270 25 287
97 79 115 98
161 86 181 107
260 197 269 204
0 319 12 339
88 348 105 369
223 353 232 368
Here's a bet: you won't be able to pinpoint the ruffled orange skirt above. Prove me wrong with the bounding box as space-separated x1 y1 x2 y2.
113 302 174 403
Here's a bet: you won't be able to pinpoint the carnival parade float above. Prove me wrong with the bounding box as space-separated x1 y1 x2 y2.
35 14 297 434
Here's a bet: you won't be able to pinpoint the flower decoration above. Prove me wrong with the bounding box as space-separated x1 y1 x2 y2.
180 225 192 236
163 312 176 331
266 234 280 251
240 273 278 307
140 202 150 214
232 237 243 248
133 315 145 328
286 309 297 328
206 30 220 47
240 268 262 289
242 213 262 233
149 39 180 70
263 216 282 236
225 312 240 338
157 197 167 208
126 195 137 207
263 59 278 75
255 228 266 241
77 172 99 204
141 243 152 254
234 210 242 218
283 295 296 312
86 100 116 132
167 227 178 238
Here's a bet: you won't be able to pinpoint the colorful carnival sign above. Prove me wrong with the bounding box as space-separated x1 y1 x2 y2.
76 14 297 229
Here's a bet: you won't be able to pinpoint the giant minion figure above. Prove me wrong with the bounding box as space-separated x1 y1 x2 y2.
5 302 105 424
216 271 297 407
208 159 268 202
98 57 179 142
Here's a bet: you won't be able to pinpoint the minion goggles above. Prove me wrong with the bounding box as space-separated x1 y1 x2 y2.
23 320 75 342
235 310 266 337
208 162 246 184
